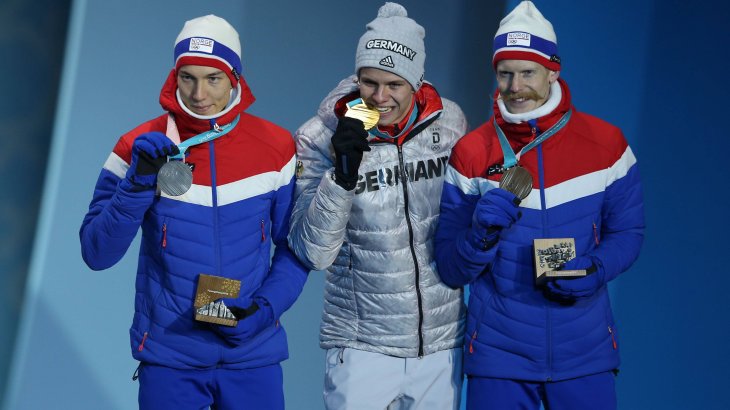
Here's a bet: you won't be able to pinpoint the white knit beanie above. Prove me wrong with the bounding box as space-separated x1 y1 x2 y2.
493 1 560 71
174 15 242 86
355 2 426 91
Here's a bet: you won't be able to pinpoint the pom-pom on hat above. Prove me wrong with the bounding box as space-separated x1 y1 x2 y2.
355 2 426 91
174 15 242 87
493 1 560 71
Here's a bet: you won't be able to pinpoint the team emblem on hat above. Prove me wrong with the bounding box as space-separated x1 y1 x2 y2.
189 38 214 53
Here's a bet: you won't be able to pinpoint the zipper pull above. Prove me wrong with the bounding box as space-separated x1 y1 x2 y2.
608 326 617 349
593 222 600 245
528 119 538 139
138 332 149 352
260 220 266 242
469 330 477 354
162 224 167 248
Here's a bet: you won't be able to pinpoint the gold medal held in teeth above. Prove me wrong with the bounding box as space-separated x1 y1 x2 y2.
345 98 380 130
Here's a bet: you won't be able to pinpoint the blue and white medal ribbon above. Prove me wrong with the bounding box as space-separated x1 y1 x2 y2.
493 110 571 199
158 115 240 196
169 115 240 160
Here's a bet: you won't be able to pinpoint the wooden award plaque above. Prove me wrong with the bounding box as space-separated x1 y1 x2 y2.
193 274 241 327
533 238 586 286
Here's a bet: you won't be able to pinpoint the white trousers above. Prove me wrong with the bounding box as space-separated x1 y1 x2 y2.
323 347 463 410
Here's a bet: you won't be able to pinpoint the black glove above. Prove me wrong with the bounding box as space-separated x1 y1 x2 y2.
468 188 522 250
126 132 180 187
331 117 371 190
215 297 275 345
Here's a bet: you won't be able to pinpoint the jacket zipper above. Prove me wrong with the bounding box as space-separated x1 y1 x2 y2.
608 326 617 349
593 221 600 245
469 330 477 354
534 129 554 381
209 138 222 276
138 332 148 351
261 220 266 242
397 144 425 357
162 223 167 248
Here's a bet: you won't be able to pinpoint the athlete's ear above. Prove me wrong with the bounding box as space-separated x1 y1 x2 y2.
549 70 560 84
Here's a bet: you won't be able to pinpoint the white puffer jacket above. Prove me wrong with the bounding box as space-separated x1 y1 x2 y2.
288 76 467 357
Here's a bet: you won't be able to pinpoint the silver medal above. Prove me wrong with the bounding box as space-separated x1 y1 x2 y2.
500 166 533 200
158 161 193 196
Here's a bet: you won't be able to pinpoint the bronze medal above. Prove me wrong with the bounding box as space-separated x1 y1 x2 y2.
344 98 380 130
500 165 533 200
158 161 193 197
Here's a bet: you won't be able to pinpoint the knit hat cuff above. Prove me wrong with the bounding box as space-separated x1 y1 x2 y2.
493 32 560 71
175 55 240 87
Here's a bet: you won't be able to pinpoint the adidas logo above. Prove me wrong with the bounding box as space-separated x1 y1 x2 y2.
379 55 395 68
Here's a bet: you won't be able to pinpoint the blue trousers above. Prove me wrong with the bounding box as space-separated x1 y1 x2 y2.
467 371 616 410
138 363 284 410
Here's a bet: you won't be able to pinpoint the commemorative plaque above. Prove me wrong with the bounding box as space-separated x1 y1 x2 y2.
533 238 586 285
158 160 193 197
193 274 241 327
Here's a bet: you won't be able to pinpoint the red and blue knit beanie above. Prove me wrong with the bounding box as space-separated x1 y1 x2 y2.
493 1 560 71
173 15 242 87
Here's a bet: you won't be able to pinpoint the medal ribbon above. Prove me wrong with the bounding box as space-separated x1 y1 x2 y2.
368 106 419 140
169 115 240 160
494 110 571 169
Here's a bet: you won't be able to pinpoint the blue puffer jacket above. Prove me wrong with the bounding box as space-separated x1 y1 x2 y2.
80 70 309 370
435 79 644 381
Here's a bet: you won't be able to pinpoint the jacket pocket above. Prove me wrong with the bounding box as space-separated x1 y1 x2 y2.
467 290 493 355
139 218 169 352
607 324 618 350
138 286 164 352
592 219 601 246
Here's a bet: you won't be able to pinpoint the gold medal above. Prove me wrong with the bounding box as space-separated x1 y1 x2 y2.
344 98 380 130
500 165 533 200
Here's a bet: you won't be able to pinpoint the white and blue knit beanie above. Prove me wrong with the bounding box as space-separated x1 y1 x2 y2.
173 15 242 87
355 2 426 91
493 1 560 71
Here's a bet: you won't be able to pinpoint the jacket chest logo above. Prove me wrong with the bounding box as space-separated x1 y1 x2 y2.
354 156 449 195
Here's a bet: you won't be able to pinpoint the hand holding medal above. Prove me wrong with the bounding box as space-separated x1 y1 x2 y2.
330 98 377 190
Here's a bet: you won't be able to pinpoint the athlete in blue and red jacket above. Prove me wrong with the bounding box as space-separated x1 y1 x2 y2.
79 15 308 409
434 2 644 409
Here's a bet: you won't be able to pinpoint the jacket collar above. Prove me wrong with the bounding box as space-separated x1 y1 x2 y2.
492 78 572 145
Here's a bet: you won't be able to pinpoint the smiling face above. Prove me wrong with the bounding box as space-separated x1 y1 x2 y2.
357 67 415 127
496 59 559 114
176 65 232 116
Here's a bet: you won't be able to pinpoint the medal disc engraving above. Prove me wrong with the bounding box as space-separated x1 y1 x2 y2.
158 161 193 196
500 166 533 200
344 98 380 130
